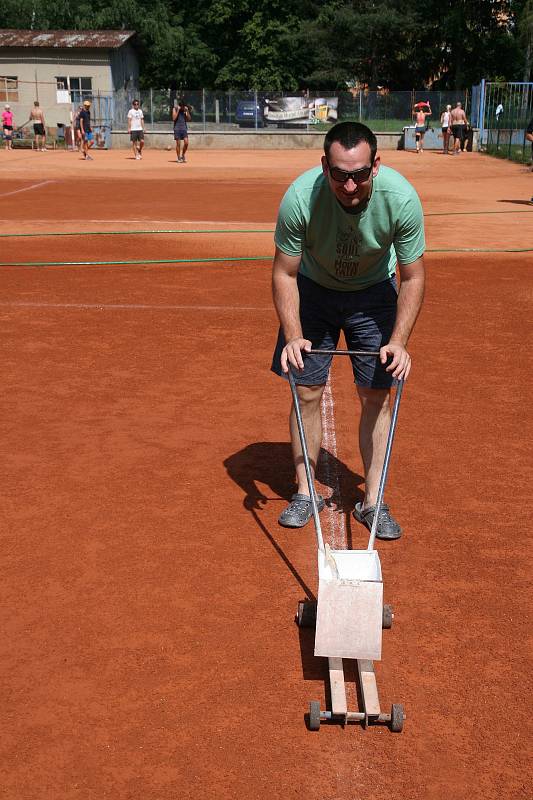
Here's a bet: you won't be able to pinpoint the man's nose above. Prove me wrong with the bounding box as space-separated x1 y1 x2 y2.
344 178 357 191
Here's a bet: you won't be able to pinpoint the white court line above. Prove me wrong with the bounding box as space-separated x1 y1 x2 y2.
0 301 272 312
320 375 347 549
0 180 56 199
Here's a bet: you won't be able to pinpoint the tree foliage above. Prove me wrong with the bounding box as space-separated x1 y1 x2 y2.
0 0 527 88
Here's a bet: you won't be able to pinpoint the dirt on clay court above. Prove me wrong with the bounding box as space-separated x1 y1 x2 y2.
0 146 531 800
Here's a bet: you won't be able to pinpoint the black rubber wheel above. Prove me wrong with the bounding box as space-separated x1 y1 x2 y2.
297 600 317 628
309 700 321 731
390 703 404 733
382 604 393 629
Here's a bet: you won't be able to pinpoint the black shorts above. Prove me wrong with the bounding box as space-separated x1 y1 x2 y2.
271 273 398 388
452 125 464 140
3 125 13 131
33 123 45 136
130 130 144 142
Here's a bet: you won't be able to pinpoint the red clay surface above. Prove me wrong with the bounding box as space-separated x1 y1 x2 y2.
1 148 532 800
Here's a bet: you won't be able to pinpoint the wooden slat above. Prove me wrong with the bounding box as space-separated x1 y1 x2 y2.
328 657 347 716
357 659 381 717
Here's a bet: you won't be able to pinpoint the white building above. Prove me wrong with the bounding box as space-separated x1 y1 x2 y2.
0 29 138 137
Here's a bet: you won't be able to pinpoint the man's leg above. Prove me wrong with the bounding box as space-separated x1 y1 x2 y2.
290 383 326 495
181 136 189 161
175 138 180 161
138 136 144 157
357 386 391 507
131 137 137 159
355 385 401 539
279 382 326 528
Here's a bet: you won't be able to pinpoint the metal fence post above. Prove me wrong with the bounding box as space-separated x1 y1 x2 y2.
202 88 206 131
478 78 486 146
254 89 258 129
150 88 153 129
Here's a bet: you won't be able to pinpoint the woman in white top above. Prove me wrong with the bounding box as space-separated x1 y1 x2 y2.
440 105 452 154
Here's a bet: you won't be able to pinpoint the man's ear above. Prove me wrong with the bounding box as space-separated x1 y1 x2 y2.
321 155 328 175
372 155 381 177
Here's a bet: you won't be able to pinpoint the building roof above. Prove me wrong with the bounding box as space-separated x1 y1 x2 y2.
0 29 135 49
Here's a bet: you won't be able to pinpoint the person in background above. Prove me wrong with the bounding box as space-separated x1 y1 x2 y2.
172 99 191 163
73 105 83 151
526 117 533 201
30 101 46 151
127 99 145 160
79 99 94 161
413 101 431 154
451 102 468 154
440 104 452 154
526 117 533 173
2 104 14 150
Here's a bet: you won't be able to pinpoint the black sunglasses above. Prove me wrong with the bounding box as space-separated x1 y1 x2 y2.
326 159 374 184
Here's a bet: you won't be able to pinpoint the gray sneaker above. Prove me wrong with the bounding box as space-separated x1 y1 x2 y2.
353 501 402 540
278 493 325 528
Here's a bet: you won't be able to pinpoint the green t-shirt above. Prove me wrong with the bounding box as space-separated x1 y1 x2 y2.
274 164 425 291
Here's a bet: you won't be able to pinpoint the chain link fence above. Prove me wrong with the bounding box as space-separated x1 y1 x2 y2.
112 88 469 133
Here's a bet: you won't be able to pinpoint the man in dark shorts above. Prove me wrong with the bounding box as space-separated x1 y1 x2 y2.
451 102 468 154
79 99 94 161
30 101 46 151
272 122 425 539
127 99 145 160
172 99 191 163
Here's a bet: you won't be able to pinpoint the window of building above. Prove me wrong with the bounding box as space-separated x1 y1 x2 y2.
0 76 19 103
69 77 93 104
55 76 93 104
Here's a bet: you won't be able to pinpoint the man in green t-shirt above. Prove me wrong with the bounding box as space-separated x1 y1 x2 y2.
271 121 425 539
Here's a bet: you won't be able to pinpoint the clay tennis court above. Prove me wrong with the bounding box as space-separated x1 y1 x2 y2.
1 146 531 800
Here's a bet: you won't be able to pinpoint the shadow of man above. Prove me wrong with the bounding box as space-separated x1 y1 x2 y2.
223 441 365 598
223 441 364 513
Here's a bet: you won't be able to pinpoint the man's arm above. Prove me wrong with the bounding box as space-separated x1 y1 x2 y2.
79 114 85 135
381 257 425 380
127 111 131 133
272 246 308 372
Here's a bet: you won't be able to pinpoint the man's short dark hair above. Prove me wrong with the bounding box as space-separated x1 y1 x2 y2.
324 122 378 162
133 99 140 104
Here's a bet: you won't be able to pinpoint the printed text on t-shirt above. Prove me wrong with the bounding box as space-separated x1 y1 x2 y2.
334 229 360 277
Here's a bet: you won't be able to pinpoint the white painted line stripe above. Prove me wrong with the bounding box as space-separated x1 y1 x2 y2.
320 374 347 549
0 180 56 199
0 301 272 312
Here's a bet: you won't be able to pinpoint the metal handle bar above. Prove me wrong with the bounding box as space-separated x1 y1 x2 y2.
287 366 325 553
367 378 404 551
310 349 380 356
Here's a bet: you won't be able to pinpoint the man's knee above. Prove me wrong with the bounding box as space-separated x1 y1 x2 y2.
295 383 326 408
357 386 390 409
